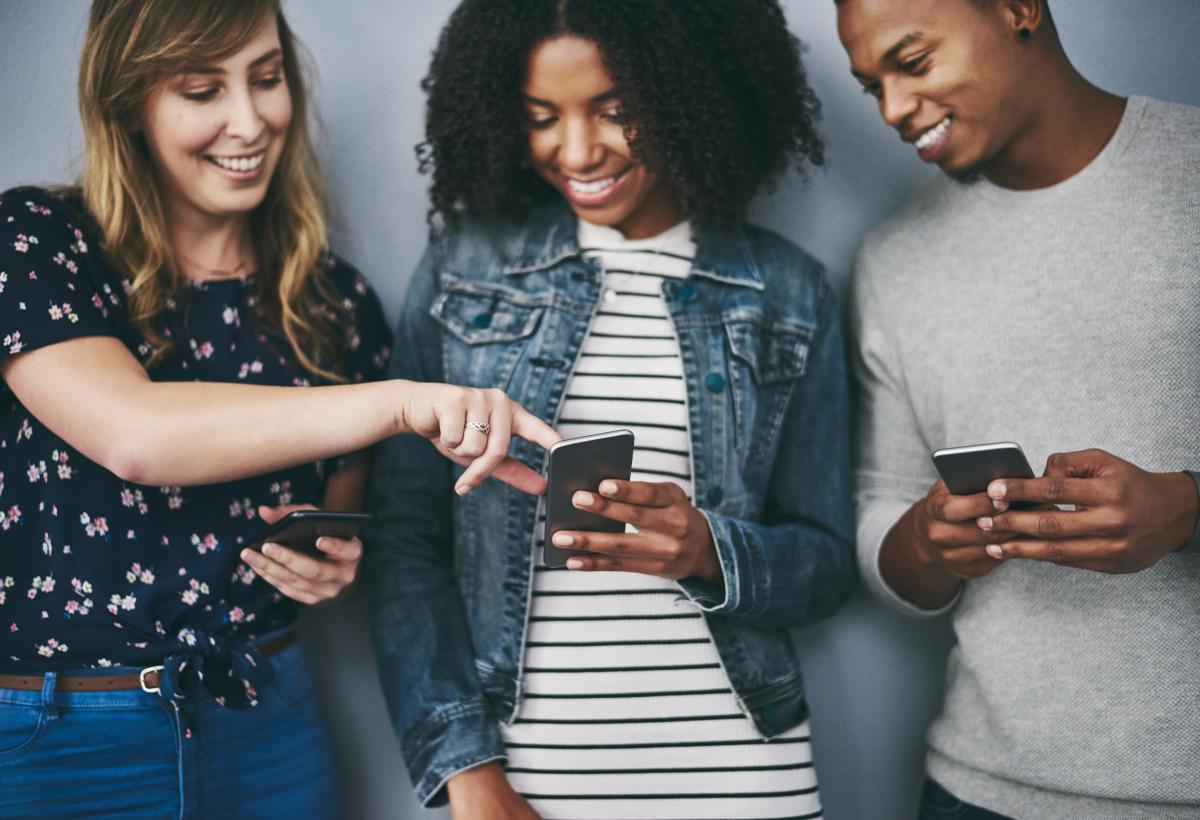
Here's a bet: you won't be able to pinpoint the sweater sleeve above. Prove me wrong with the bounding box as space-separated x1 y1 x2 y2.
849 241 958 617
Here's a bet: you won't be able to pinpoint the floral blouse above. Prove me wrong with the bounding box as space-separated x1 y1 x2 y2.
0 187 391 699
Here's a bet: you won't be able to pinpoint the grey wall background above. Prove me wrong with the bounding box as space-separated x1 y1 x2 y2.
2 2 1198 817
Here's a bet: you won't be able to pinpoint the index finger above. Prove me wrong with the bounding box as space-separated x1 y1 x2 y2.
988 476 1112 507
596 479 681 508
511 404 562 451
928 486 996 523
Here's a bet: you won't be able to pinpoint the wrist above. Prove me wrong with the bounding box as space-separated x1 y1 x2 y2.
1165 470 1200 553
446 760 506 799
386 378 416 437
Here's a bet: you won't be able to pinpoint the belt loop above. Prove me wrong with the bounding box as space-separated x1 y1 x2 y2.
40 671 60 720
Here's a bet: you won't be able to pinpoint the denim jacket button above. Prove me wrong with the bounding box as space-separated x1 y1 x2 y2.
678 283 698 303
705 372 726 393
472 312 492 329
706 485 724 506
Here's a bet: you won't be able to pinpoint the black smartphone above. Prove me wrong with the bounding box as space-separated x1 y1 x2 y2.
544 430 636 568
931 442 1039 510
245 510 373 558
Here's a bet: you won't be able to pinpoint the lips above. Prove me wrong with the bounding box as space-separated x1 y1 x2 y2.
910 116 953 163
205 151 267 179
561 167 631 206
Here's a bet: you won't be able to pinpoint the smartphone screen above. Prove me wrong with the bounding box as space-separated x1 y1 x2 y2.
543 430 635 567
931 442 1039 510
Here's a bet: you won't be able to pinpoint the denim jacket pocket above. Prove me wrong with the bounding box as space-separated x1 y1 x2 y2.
724 310 814 468
430 275 547 388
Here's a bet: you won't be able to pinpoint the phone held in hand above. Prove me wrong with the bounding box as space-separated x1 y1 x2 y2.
544 430 636 568
932 441 1039 510
245 510 373 558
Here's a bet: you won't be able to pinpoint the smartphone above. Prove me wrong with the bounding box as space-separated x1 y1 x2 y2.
544 430 636 567
245 510 373 558
931 442 1039 510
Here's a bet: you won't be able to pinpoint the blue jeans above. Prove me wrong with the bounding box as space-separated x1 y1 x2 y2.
0 636 339 819
919 778 1014 820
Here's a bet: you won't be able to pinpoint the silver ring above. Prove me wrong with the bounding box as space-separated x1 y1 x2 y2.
465 420 491 435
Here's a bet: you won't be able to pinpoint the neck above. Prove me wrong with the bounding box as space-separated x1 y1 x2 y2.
167 200 255 282
983 58 1126 190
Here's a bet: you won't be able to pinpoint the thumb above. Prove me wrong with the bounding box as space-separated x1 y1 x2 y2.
257 503 317 524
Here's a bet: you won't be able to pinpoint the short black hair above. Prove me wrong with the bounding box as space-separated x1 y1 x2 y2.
419 0 824 230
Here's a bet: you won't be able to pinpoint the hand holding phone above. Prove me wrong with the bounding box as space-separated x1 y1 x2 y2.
932 442 1038 511
543 430 635 567
239 506 369 604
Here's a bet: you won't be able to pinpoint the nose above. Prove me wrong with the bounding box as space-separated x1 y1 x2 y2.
223 85 266 145
879 79 919 130
557 117 603 173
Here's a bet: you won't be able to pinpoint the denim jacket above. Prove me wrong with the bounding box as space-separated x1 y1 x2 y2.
364 201 855 806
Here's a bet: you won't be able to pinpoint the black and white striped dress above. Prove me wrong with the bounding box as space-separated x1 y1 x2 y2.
501 220 822 820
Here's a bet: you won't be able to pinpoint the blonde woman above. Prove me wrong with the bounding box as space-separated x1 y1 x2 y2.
0 0 556 815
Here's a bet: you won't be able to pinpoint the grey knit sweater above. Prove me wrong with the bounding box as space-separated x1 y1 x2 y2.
851 96 1200 819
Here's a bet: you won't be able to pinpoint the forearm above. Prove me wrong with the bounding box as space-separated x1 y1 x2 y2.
877 502 962 610
106 378 406 486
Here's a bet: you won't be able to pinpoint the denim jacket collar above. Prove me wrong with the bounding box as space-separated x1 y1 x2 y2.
500 200 765 291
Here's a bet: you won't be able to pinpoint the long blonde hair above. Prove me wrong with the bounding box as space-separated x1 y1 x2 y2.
79 0 348 381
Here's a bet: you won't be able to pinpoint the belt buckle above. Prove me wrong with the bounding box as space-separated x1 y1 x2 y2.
139 665 165 694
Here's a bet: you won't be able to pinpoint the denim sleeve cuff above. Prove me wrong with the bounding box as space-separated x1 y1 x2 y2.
1177 470 1200 555
858 498 958 619
676 512 734 611
402 697 507 807
676 510 757 615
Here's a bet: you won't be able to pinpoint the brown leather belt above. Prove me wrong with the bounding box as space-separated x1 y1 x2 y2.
0 631 296 693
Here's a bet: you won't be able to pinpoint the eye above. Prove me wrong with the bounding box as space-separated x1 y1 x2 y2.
601 109 630 126
900 55 930 75
182 86 219 102
254 74 284 90
527 115 558 130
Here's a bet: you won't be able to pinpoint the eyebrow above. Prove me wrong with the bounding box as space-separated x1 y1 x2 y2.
521 88 620 108
182 47 283 76
850 31 925 80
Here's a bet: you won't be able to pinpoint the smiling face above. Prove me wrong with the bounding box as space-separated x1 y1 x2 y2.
139 17 292 226
837 0 1032 180
522 35 680 239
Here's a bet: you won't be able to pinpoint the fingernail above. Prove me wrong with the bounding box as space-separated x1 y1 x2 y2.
988 481 1007 499
262 544 276 558
986 544 1005 559
992 499 1009 512
977 517 993 531
552 532 574 547
574 492 594 507
599 480 617 495
240 549 253 562
316 538 330 551
455 483 469 496
566 558 583 570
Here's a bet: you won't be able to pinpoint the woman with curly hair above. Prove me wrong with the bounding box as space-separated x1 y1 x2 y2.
0 0 557 815
367 1 854 817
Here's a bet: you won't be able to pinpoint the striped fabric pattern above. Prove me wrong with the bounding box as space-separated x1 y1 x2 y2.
500 220 821 820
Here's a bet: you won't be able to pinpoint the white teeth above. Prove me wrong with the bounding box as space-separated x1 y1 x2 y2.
915 117 952 150
211 153 265 172
566 175 618 195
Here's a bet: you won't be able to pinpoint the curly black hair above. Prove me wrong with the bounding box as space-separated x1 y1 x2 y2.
419 0 824 230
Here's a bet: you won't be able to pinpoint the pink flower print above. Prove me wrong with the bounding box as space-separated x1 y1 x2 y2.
190 533 219 554
0 271 7 293
223 306 240 325
26 460 48 483
180 579 210 606
41 532 53 556
52 450 71 480
52 251 67 266
24 201 52 216
18 418 33 440
48 304 62 320
355 275 368 295
12 233 36 253
64 600 79 615
80 512 109 537
177 628 198 646
0 578 12 607
65 259 78 274
71 229 88 254
2 505 23 531
96 658 112 668
4 331 25 354
269 480 293 506
228 607 245 623
27 575 55 600
161 486 184 510
234 564 257 585
192 340 214 360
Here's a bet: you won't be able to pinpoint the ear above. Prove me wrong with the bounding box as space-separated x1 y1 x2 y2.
1003 0 1047 39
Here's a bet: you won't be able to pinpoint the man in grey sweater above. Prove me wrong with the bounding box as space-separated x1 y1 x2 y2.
835 0 1200 817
